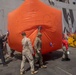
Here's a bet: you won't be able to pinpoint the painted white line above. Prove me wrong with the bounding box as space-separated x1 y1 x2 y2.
57 66 72 75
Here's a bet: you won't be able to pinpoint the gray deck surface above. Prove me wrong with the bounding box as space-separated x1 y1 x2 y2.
0 47 76 75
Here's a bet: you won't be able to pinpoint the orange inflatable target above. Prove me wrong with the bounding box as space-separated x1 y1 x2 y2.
8 0 62 54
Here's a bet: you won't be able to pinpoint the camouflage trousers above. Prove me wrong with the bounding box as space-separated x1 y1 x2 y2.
62 46 69 59
20 49 34 73
34 52 43 66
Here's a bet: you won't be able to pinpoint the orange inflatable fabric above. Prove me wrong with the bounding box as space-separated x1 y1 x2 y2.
8 0 62 54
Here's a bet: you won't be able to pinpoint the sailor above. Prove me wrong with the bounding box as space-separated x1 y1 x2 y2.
62 37 70 61
34 26 47 68
0 33 8 66
20 32 38 75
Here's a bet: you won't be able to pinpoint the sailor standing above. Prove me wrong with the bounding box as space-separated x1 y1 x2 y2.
20 32 38 75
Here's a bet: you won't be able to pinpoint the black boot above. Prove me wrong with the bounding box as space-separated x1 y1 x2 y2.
3 63 8 67
66 58 70 61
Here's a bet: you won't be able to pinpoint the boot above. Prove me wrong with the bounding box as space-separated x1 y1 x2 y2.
61 58 66 61
31 70 38 74
41 65 47 68
20 72 23 75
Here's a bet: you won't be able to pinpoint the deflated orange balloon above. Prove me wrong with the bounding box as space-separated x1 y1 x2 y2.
8 0 62 54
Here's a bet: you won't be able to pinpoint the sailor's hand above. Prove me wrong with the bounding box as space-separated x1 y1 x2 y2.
38 26 42 31
6 31 9 36
37 50 40 53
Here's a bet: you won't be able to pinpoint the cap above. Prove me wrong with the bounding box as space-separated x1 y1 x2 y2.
21 32 26 36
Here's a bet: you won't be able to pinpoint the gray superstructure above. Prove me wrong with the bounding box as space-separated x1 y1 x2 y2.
0 0 76 34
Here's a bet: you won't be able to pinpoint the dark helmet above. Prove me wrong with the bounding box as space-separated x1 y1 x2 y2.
21 32 26 36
